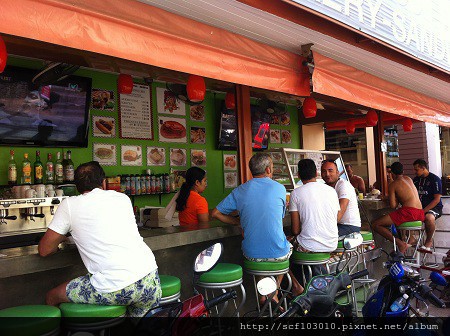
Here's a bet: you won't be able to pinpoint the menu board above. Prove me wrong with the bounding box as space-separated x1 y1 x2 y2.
119 83 153 140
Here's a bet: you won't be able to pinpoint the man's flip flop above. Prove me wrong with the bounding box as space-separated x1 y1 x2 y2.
419 245 432 252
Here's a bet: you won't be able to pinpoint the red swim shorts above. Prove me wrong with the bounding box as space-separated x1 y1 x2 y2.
389 207 425 226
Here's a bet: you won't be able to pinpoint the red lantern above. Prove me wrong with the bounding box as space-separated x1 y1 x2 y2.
118 74 133 94
0 35 7 73
187 75 206 102
302 97 317 118
365 110 378 127
403 118 413 132
225 92 235 110
346 120 356 134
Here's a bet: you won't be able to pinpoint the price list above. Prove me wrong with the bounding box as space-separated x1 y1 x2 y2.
119 84 153 140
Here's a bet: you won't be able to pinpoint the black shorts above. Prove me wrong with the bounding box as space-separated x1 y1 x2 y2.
425 207 442 219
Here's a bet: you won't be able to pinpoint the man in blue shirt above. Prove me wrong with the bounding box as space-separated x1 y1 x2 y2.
413 159 443 250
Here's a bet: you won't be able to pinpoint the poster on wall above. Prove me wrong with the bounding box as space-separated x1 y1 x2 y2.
280 112 290 126
147 147 166 166
92 89 115 111
190 105 205 121
190 126 206 144
121 145 142 166
223 154 237 170
93 143 116 166
191 149 206 167
281 130 292 144
156 87 186 115
224 172 237 188
92 115 115 138
269 129 281 144
270 115 280 125
171 169 187 189
170 148 187 166
158 116 187 143
119 83 153 140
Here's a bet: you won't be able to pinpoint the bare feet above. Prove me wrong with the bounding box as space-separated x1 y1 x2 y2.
397 240 411 254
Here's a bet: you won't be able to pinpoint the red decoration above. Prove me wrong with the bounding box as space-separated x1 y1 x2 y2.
403 118 413 132
118 74 133 94
346 120 356 134
365 110 378 127
302 97 317 118
225 92 236 110
187 75 206 102
0 35 7 73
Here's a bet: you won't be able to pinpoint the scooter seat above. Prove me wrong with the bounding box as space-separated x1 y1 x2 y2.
199 263 243 283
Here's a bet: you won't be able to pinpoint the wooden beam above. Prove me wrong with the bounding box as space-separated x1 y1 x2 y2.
236 85 253 183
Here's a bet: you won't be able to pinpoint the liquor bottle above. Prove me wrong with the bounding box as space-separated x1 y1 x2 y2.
34 151 44 184
8 150 17 185
46 153 55 184
55 152 64 184
22 153 32 184
63 150 75 183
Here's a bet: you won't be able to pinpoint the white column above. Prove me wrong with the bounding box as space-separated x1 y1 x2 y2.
425 122 442 177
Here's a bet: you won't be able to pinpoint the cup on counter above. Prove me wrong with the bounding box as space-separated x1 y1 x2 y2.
12 186 21 199
20 185 31 198
36 186 46 198
56 189 64 197
46 185 55 197
25 188 37 198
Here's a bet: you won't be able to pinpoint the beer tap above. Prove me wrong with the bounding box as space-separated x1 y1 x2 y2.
0 209 17 225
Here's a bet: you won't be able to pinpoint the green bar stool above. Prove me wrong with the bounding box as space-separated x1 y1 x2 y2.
243 259 291 316
197 263 246 316
397 221 424 263
0 305 61 336
290 251 331 286
159 274 181 305
59 303 126 334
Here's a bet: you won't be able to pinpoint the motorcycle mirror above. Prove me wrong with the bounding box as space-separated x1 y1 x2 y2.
343 232 363 250
193 242 223 274
256 277 277 296
430 271 448 287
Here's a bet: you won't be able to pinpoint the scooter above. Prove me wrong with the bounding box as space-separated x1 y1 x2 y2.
134 242 237 336
361 225 446 319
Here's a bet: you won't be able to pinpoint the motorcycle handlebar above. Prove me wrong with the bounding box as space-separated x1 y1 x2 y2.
278 302 301 319
204 290 237 310
350 269 369 281
420 284 446 308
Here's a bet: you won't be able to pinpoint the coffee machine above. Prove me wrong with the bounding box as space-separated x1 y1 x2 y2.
0 196 65 249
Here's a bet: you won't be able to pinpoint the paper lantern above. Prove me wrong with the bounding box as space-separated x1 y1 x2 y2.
187 75 206 102
225 92 235 110
0 35 7 73
118 74 133 94
302 97 317 118
346 120 356 134
403 118 413 132
366 110 378 127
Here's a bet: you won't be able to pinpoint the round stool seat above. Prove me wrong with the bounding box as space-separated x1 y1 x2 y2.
0 305 60 336
199 263 243 283
244 259 289 272
360 231 373 243
398 221 422 229
59 303 126 319
291 251 331 264
160 275 181 298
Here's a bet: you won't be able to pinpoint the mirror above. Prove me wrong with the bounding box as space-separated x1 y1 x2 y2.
430 271 448 287
194 243 222 273
257 277 277 296
343 232 363 250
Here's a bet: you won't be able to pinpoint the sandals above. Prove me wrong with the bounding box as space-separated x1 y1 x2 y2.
419 245 432 252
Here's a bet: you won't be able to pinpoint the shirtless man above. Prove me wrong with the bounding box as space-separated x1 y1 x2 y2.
345 164 366 194
372 162 425 253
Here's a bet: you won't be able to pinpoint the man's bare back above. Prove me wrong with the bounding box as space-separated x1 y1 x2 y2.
389 175 422 209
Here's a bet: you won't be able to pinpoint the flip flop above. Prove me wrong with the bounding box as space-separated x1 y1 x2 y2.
419 245 432 252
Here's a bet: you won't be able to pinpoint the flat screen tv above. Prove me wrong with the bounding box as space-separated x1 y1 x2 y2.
218 104 237 150
0 66 92 147
251 104 270 150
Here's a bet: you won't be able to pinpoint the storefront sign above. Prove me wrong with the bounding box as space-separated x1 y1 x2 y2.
293 0 449 71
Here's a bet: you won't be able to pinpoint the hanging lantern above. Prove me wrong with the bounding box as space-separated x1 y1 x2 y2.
118 74 133 94
302 97 317 118
0 35 7 73
346 120 356 134
186 75 206 102
225 92 235 110
365 110 378 127
403 118 413 132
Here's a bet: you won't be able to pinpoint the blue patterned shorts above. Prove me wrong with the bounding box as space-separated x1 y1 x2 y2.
66 269 162 318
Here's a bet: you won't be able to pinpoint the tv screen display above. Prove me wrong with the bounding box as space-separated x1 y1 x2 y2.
218 105 237 150
0 66 92 147
251 104 270 150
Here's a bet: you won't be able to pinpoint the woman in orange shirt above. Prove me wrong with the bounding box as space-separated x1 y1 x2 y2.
176 167 209 226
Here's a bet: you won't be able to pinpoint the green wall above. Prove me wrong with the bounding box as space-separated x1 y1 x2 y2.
0 58 299 209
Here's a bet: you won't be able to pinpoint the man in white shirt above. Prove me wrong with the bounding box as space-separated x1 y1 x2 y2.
39 161 161 317
321 160 361 237
290 159 340 252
